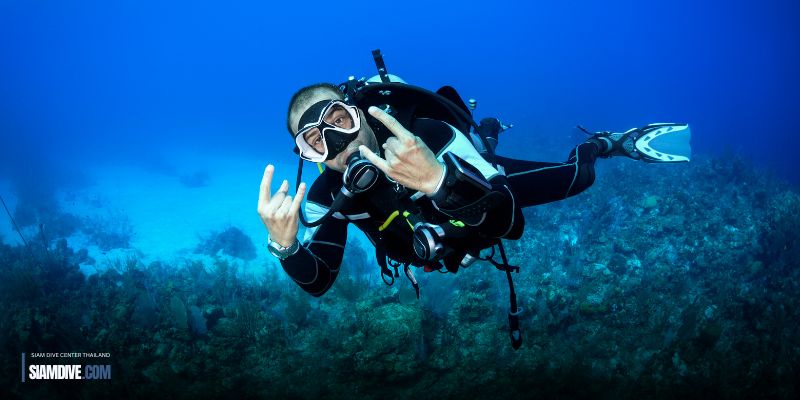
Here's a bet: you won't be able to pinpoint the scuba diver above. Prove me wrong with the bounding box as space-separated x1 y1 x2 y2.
257 50 691 349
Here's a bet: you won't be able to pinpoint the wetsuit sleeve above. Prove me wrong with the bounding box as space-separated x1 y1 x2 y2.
431 125 525 240
483 173 525 240
279 198 347 297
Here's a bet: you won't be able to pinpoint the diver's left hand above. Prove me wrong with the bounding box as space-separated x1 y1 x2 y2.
359 106 444 195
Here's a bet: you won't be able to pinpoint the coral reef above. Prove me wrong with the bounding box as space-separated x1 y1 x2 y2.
195 227 257 261
81 210 134 251
1 154 799 399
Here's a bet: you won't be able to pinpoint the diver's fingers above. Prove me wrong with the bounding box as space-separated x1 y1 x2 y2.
275 194 293 218
383 146 399 165
258 164 275 211
266 180 289 213
368 106 415 144
359 145 391 174
289 183 306 216
277 179 289 194
383 137 400 153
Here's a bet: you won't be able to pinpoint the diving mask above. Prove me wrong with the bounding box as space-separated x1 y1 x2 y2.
294 100 361 162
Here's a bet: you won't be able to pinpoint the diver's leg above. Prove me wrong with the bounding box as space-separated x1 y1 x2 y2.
497 142 601 208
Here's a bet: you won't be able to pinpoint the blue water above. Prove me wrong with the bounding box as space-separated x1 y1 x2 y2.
1 0 798 185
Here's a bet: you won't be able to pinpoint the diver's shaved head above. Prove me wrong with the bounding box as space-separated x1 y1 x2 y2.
286 83 343 135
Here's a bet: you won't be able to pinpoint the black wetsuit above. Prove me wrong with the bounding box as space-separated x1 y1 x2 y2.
280 118 600 296
497 143 599 208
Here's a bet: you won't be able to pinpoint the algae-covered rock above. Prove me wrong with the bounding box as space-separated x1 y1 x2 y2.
579 301 610 316
451 290 495 323
195 226 257 260
211 317 238 337
347 302 423 381
579 289 611 317
642 195 660 209
608 253 628 275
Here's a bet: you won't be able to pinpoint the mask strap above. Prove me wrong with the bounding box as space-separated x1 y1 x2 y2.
295 157 304 193
295 157 319 228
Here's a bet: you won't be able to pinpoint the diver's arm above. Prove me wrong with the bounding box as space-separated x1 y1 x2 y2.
258 164 346 296
480 175 525 239
279 201 348 297
429 148 525 240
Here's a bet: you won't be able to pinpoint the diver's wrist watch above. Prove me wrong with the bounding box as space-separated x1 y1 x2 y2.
267 237 300 260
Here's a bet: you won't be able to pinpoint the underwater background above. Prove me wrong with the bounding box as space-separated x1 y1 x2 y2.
1 0 798 399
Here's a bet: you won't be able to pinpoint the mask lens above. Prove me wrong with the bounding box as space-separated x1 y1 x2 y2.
323 104 355 131
302 128 325 153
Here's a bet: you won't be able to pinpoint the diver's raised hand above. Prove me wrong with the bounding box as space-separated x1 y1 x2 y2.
257 164 306 247
358 106 444 195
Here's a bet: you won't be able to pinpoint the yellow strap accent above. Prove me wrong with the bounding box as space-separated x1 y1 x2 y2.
317 163 324 174
403 211 414 230
378 210 401 232
379 210 416 232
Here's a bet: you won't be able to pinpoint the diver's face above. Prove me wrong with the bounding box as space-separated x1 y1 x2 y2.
325 111 378 172
291 94 378 172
